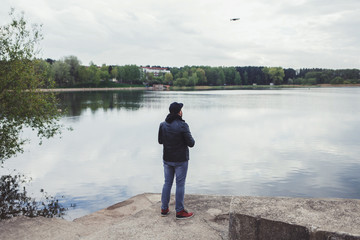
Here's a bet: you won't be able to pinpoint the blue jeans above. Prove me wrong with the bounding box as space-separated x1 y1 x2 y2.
161 160 188 213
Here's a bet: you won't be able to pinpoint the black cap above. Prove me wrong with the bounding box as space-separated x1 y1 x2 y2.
169 102 183 114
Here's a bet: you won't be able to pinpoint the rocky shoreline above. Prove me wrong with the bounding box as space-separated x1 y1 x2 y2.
1 193 360 239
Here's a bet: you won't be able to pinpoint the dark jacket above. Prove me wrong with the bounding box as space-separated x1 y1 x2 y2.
158 114 195 162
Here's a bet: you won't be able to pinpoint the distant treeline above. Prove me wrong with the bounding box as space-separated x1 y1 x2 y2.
24 56 360 88
162 66 360 86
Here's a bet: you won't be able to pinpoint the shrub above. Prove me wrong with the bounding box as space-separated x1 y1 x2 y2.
174 78 188 87
330 77 344 84
0 173 66 219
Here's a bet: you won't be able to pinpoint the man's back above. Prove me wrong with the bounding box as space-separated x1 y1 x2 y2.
158 116 195 162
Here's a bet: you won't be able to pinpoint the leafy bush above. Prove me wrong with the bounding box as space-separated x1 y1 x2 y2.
0 173 66 219
174 78 188 87
293 78 304 85
330 77 344 84
305 78 317 85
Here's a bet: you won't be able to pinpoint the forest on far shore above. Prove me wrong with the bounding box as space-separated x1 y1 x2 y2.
28 56 360 88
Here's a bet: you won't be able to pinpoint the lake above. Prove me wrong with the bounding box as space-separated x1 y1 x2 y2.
3 87 360 220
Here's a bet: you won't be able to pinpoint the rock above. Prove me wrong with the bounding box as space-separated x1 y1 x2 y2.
1 194 359 240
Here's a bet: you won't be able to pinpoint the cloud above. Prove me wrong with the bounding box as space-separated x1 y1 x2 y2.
1 0 359 68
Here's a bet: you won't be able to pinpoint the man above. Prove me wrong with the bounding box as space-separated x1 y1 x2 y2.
158 102 195 220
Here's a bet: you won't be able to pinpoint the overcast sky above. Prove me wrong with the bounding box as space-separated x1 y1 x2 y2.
1 0 359 69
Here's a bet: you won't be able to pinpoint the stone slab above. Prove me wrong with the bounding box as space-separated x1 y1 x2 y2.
229 196 360 240
0 193 231 240
1 194 360 240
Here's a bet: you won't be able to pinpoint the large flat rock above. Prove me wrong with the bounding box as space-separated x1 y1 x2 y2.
0 193 231 240
229 196 360 240
84 194 231 240
1 194 360 239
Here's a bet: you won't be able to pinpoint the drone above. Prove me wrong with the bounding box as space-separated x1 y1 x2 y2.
230 18 240 21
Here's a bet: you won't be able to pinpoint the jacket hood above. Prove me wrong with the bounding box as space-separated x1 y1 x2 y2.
165 113 184 123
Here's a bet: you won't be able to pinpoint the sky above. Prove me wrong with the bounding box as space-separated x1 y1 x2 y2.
1 0 359 69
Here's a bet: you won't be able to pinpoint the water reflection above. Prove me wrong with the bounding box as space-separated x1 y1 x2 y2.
3 88 360 220
58 90 145 117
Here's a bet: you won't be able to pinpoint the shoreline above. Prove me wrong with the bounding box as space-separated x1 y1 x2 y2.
37 84 360 92
1 193 359 239
38 87 148 92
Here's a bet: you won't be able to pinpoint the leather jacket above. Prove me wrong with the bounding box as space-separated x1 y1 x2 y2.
158 114 195 162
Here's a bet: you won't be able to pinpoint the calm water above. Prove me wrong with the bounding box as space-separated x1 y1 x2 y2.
3 88 360 220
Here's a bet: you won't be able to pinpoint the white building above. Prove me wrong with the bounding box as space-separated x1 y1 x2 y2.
140 67 170 77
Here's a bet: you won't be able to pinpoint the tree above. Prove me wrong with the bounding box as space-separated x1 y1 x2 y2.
262 67 285 85
0 9 66 220
196 68 207 85
174 78 188 87
234 71 242 85
128 65 141 84
205 67 218 85
87 63 101 85
119 65 140 84
164 72 173 84
305 71 322 84
0 9 62 163
33 59 52 88
224 67 235 85
117 65 125 83
110 66 118 80
284 68 296 84
52 60 71 86
330 76 344 84
188 73 198 86
64 55 81 84
99 64 111 81
217 69 225 86
147 72 154 82
243 71 248 85
78 65 90 84
170 67 181 79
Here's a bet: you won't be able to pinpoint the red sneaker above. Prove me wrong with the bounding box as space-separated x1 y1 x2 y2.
176 209 194 220
161 208 170 217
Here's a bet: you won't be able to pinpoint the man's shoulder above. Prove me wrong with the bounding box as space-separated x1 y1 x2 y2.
159 121 171 129
160 119 188 127
176 119 189 129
